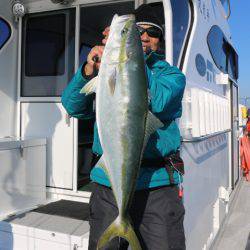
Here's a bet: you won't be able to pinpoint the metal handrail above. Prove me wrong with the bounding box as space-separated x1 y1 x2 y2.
181 129 232 143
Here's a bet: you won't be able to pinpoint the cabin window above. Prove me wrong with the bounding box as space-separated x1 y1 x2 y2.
207 25 238 80
21 9 75 97
0 17 11 50
207 25 227 73
170 0 190 66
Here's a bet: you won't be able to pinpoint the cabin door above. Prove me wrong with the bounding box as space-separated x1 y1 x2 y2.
231 83 239 189
20 9 76 190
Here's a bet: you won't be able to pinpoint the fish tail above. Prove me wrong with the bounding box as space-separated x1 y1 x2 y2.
97 216 142 250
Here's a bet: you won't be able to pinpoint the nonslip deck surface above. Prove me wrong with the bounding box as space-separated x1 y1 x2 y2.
212 181 250 250
3 200 90 236
32 199 90 221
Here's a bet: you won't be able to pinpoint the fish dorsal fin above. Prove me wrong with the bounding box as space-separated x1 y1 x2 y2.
108 68 116 95
143 111 164 150
80 76 98 95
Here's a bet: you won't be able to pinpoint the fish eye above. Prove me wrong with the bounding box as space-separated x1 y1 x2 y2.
121 27 128 36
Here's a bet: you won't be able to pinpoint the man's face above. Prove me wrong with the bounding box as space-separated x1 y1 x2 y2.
102 24 161 53
138 24 161 53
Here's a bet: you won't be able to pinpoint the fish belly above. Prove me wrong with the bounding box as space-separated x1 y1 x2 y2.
96 64 147 214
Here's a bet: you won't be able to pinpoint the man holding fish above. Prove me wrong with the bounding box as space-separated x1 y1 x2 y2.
62 4 186 250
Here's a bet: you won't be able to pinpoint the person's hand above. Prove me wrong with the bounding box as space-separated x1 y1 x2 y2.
102 26 110 45
84 46 104 76
84 26 110 76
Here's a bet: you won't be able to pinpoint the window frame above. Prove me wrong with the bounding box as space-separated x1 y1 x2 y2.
227 42 239 80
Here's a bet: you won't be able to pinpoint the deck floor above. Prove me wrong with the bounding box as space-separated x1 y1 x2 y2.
3 200 90 238
211 180 250 250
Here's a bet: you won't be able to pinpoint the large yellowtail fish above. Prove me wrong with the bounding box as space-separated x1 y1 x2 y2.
81 14 163 250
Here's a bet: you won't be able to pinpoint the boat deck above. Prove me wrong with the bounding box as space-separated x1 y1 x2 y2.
211 180 250 250
0 200 90 249
2 182 250 250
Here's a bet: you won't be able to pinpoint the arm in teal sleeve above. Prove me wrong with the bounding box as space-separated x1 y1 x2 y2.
61 64 95 119
146 60 186 120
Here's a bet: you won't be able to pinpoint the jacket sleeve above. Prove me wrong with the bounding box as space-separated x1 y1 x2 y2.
61 65 95 119
146 60 186 121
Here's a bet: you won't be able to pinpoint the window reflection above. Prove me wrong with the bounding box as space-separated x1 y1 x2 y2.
0 17 11 50
207 25 238 80
22 9 75 97
170 0 190 66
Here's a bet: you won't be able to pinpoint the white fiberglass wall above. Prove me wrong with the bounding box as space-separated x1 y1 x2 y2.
0 1 18 138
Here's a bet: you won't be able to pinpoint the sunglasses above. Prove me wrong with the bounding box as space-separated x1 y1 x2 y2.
137 26 162 38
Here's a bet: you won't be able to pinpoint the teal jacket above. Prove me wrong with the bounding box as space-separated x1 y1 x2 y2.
62 52 186 190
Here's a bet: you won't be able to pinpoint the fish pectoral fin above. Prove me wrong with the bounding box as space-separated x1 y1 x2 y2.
146 111 164 135
143 111 164 150
96 156 108 173
108 68 116 95
80 76 98 95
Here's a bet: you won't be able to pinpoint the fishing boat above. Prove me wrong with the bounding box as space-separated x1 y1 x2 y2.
0 0 243 249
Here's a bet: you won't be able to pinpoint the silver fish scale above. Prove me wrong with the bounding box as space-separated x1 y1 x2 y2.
95 16 148 217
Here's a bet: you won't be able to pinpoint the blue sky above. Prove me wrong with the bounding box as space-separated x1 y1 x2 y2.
229 1 250 105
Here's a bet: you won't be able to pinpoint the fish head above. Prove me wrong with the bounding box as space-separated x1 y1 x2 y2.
103 14 143 65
